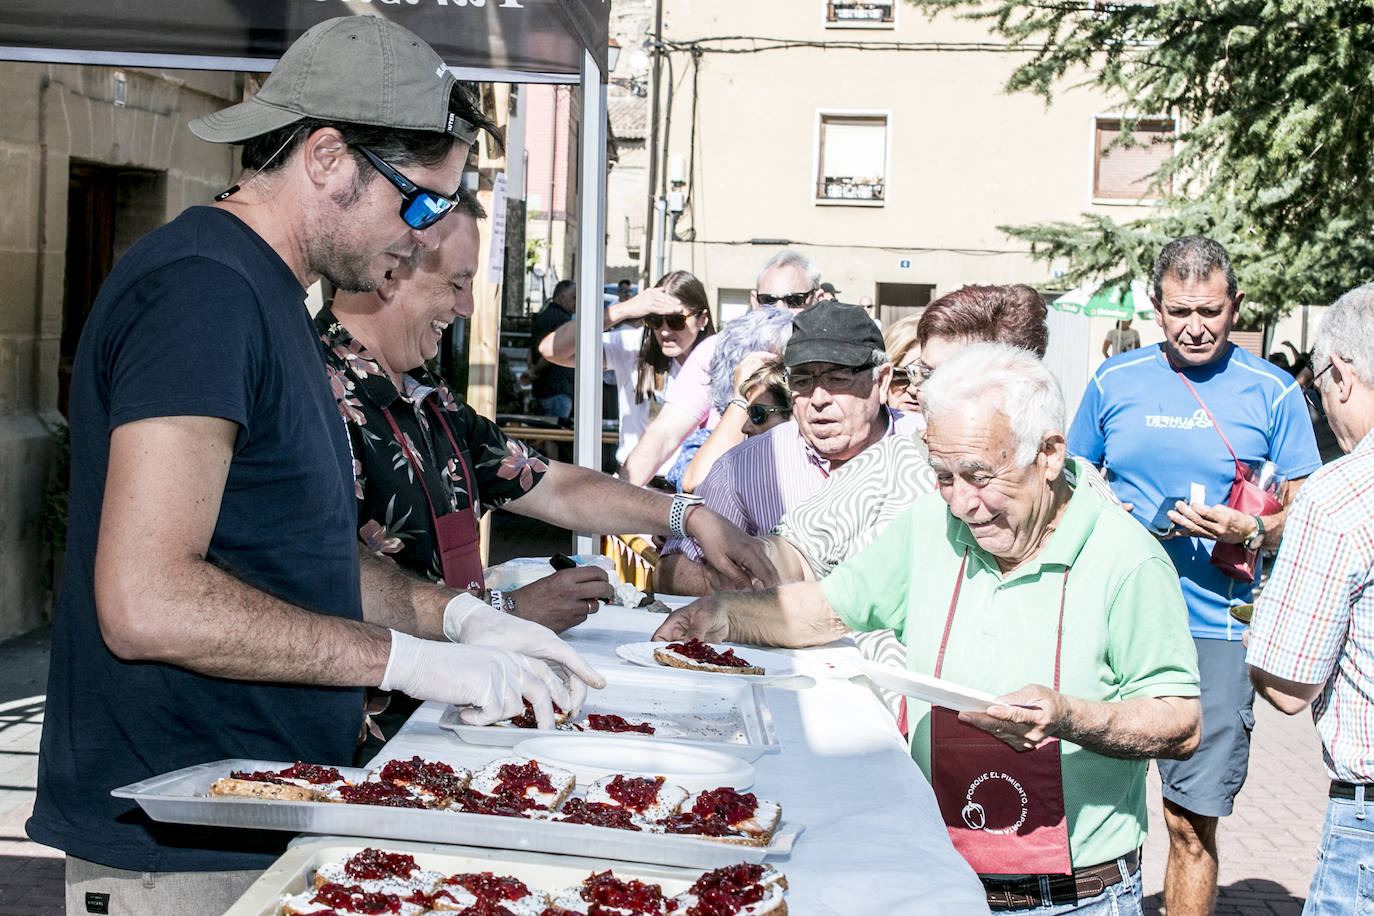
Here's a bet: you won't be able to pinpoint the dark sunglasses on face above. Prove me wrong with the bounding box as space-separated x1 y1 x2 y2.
644 312 699 331
755 290 817 309
746 403 791 426
352 144 456 230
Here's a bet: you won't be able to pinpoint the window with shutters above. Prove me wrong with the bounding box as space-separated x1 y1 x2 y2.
825 0 895 27
1093 117 1174 201
815 113 888 206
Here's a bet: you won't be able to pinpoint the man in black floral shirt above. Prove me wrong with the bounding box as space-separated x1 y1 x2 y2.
321 190 776 632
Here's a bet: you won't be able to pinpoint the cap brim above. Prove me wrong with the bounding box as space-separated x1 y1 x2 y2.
784 339 879 368
189 98 305 144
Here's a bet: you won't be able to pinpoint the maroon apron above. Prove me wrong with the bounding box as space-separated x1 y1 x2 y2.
929 552 1073 875
380 403 484 591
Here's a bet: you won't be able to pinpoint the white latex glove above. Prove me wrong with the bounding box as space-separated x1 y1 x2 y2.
379 630 567 728
442 594 605 715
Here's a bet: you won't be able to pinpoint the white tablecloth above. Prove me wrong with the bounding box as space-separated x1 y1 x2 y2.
376 605 988 914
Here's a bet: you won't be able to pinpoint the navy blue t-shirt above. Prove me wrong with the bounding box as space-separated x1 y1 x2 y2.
27 207 365 872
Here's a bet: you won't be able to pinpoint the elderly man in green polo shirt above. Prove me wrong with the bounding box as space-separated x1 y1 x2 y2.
654 343 1201 914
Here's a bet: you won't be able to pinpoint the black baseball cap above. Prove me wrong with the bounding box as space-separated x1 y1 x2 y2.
784 300 886 368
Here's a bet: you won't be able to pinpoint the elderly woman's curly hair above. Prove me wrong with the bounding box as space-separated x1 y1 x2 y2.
708 307 796 413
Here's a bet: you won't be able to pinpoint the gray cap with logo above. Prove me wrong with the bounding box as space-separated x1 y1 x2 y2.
190 16 475 145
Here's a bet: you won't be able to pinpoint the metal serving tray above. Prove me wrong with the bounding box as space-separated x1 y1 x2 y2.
225 838 708 916
438 664 780 760
113 758 801 870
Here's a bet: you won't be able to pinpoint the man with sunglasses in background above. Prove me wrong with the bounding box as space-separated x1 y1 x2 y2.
750 249 824 311
26 19 610 913
656 300 920 595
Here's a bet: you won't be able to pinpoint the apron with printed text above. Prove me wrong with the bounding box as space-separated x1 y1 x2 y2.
381 403 484 591
927 551 1073 875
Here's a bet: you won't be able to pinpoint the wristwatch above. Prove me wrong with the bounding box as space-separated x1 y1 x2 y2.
669 493 705 539
486 588 518 615
1242 515 1266 550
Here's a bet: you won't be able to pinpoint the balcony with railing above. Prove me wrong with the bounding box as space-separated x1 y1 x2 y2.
816 176 886 202
825 1 895 24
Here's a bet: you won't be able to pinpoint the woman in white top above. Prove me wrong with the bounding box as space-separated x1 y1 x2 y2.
538 270 716 474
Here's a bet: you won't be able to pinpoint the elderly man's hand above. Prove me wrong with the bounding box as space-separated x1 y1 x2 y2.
1168 500 1257 544
958 684 1071 752
511 566 615 633
651 595 730 643
687 509 779 591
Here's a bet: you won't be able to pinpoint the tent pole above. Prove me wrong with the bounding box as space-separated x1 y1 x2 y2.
573 48 608 556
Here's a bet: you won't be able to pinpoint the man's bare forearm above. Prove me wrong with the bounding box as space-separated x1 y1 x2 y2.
508 462 673 535
1057 694 1200 760
97 553 392 687
357 548 451 640
723 582 847 648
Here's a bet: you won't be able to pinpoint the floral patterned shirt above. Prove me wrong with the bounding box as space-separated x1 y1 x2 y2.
316 306 550 582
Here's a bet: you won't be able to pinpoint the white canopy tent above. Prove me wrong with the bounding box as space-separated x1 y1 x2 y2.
1 0 612 552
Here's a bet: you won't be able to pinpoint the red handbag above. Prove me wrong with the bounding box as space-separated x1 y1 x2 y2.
1177 374 1283 582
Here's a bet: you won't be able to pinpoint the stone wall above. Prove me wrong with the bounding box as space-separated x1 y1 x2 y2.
0 61 238 640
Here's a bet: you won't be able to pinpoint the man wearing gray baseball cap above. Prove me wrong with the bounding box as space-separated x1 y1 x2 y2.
27 17 605 913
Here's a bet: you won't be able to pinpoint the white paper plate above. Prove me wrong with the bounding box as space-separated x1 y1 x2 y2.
854 659 996 713
616 641 799 678
514 735 754 792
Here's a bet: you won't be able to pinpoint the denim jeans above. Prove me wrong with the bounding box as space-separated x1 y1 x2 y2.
1304 789 1374 915
1000 864 1144 914
537 393 572 418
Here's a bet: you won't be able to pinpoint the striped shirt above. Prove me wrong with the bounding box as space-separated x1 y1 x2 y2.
1247 428 1374 782
662 408 919 563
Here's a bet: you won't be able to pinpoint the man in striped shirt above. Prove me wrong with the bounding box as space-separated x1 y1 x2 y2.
1247 284 1374 916
656 300 919 595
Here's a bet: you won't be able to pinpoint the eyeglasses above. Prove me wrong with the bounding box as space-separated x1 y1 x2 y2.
755 290 817 309
746 403 791 426
352 144 456 230
1314 358 1336 385
644 312 698 331
784 364 874 396
888 361 934 393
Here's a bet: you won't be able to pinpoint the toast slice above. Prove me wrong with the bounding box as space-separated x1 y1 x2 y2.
209 762 349 802
311 847 443 897
427 872 548 913
653 639 765 676
672 863 788 915
655 787 781 846
585 774 686 821
468 756 575 813
366 755 471 809
281 882 428 915
548 869 676 915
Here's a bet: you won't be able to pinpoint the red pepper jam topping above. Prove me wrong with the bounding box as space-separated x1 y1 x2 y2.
685 864 767 916
605 775 664 813
279 762 345 785
342 847 419 882
228 769 286 784
507 700 567 729
580 870 668 914
445 871 533 902
538 908 583 916
494 760 556 799
427 894 518 916
452 788 544 818
666 639 752 669
379 756 467 804
690 788 758 825
658 812 737 837
335 781 427 809
556 798 643 831
311 882 403 914
587 714 655 735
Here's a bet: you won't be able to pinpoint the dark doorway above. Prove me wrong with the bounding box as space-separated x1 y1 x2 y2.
874 282 935 331
60 163 164 416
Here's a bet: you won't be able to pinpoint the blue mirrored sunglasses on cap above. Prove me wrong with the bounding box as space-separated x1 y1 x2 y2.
352 144 456 230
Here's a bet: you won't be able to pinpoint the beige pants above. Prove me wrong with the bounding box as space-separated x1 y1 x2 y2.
65 855 263 915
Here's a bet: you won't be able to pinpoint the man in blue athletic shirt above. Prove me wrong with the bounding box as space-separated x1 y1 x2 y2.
24 18 619 914
1067 237 1321 916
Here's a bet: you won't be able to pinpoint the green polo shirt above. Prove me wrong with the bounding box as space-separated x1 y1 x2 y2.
823 458 1199 868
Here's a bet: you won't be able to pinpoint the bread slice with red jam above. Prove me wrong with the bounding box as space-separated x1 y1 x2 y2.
547 869 676 915
467 756 575 814
652 639 765 676
584 774 687 823
425 871 548 914
671 862 789 916
209 762 350 803
653 787 781 847
364 755 471 809
311 847 443 897
281 881 428 915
